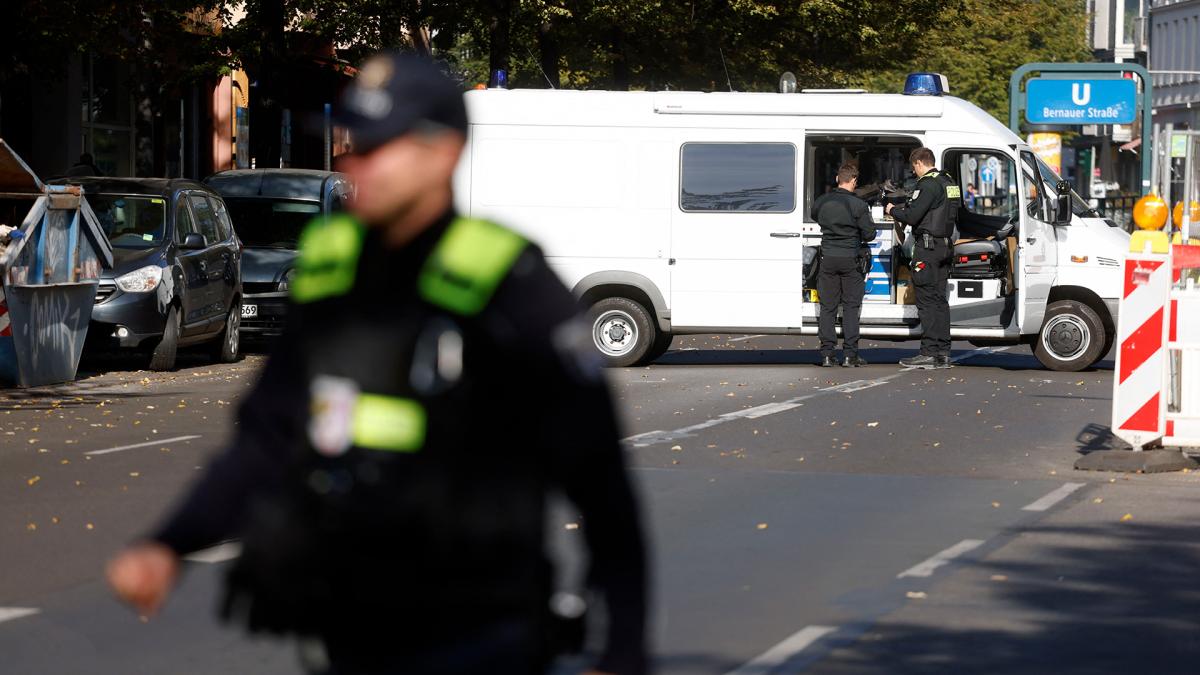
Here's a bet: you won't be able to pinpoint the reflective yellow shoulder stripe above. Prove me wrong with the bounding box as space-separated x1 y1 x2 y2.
352 394 426 452
291 215 366 304
418 218 528 316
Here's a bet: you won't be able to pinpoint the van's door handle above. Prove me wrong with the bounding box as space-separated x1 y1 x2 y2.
1026 237 1037 244
770 232 802 238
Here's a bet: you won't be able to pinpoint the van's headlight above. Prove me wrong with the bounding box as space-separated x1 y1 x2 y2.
114 265 163 293
278 268 296 292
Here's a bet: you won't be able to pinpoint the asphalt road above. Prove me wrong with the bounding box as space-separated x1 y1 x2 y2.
2 337 1200 674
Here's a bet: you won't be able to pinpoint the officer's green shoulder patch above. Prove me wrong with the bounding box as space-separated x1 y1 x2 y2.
419 218 528 316
291 214 366 304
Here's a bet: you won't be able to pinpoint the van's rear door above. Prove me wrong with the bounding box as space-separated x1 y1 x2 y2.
670 140 805 329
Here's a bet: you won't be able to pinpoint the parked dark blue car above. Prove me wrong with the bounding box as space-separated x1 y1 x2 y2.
53 177 243 371
205 169 350 339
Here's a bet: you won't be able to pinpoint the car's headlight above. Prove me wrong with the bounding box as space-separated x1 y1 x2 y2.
114 265 163 293
278 267 296 292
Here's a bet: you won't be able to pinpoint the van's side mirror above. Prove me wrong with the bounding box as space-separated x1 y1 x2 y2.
1054 180 1072 225
181 233 207 250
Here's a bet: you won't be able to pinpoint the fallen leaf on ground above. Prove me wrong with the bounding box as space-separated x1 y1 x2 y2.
27 476 40 486
756 523 768 530
867 422 879 427
990 575 1008 582
905 591 927 599
1121 513 1133 522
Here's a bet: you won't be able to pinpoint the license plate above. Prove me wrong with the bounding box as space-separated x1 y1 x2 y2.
241 304 258 318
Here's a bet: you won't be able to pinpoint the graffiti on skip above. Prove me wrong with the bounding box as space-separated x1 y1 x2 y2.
20 290 82 374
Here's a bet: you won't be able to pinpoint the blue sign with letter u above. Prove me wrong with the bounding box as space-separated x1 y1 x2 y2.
1025 79 1137 125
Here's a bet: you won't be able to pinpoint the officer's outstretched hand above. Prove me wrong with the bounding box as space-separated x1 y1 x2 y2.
106 542 180 616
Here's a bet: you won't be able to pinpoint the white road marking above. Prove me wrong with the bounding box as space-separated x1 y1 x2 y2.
725 334 768 343
1022 482 1086 512
85 435 202 456
724 625 837 675
0 608 40 624
897 539 985 578
184 541 242 564
623 346 1012 448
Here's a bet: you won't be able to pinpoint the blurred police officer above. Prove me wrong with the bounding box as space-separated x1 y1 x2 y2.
107 53 648 675
885 147 960 369
812 162 875 367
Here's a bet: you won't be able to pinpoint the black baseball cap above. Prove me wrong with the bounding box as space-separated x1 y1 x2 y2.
334 52 468 154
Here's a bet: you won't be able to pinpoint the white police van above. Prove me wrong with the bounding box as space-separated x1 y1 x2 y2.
453 74 1130 372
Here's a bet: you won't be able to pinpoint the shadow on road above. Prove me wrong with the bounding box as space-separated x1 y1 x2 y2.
1074 423 1122 455
810 519 1200 674
651 347 1076 372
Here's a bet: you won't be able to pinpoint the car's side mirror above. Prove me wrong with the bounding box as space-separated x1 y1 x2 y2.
180 233 207 250
1054 180 1072 225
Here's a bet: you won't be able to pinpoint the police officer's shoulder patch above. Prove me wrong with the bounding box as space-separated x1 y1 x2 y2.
292 215 366 304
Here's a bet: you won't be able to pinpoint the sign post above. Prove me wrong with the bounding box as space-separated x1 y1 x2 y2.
1009 62 1154 194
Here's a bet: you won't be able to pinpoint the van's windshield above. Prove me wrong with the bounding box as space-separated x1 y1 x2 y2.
1031 154 1096 217
224 198 320 249
88 194 167 249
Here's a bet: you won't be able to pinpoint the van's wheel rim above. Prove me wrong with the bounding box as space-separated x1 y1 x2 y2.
1042 315 1089 361
227 307 240 356
593 310 638 356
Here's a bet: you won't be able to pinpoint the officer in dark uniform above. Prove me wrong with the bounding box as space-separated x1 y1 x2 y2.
886 147 961 369
106 53 648 675
811 161 875 367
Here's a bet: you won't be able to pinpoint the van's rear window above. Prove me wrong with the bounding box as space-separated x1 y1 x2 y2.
680 143 796 213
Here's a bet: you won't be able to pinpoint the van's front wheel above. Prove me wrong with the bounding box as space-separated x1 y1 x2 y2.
1033 300 1105 372
588 297 655 367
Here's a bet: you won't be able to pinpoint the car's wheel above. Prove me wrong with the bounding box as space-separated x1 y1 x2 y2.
213 300 241 363
148 305 180 372
1033 300 1106 372
587 296 656 367
646 330 674 363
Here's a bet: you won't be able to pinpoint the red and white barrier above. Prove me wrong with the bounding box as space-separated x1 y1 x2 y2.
1111 245 1172 450
1163 245 1200 447
0 286 10 338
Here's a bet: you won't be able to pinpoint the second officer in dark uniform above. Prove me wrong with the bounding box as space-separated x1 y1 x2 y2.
886 147 961 369
106 53 648 675
812 162 875 367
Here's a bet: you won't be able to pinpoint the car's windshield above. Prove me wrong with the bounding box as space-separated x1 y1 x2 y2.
87 194 167 249
1032 155 1095 217
224 198 320 249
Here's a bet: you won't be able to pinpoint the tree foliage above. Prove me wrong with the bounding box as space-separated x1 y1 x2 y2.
1 0 1091 122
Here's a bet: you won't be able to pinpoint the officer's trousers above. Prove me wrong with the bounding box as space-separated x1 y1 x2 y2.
911 238 952 357
313 619 545 675
817 255 866 357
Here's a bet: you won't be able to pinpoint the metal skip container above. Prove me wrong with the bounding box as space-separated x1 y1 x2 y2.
0 139 113 387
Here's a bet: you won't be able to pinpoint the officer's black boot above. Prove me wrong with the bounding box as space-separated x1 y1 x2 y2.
843 354 868 367
934 355 952 369
899 354 939 369
821 354 837 368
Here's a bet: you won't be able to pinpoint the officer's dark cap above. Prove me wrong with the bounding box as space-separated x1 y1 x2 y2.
335 52 467 154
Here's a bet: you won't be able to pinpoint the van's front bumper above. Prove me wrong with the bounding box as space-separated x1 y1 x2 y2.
88 282 167 348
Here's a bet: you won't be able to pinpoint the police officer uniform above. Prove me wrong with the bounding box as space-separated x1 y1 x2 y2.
148 55 648 675
811 186 876 366
890 167 961 368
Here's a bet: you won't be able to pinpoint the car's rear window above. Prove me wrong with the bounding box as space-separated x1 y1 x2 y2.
88 194 167 249
224 198 320 249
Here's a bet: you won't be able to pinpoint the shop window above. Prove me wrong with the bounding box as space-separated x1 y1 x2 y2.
81 55 134 176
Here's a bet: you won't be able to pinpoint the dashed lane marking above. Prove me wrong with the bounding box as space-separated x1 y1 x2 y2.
184 542 242 564
724 625 837 675
1022 482 1086 512
85 435 202 456
897 539 985 578
0 608 40 624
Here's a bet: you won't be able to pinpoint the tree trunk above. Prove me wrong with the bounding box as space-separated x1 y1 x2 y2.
488 0 513 77
537 19 561 88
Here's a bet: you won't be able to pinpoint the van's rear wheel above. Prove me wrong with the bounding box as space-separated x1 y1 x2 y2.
1033 300 1105 372
588 297 655 367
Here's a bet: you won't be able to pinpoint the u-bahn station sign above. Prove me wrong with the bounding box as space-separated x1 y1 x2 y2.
1025 78 1138 125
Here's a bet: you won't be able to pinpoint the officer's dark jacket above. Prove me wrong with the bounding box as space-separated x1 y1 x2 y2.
891 169 961 238
151 210 647 674
811 187 876 257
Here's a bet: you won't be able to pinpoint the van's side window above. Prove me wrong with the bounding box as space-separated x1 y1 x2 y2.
680 143 795 212
1020 152 1050 223
188 194 221 245
804 135 920 222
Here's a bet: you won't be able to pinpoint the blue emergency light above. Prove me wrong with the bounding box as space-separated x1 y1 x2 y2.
903 73 949 96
